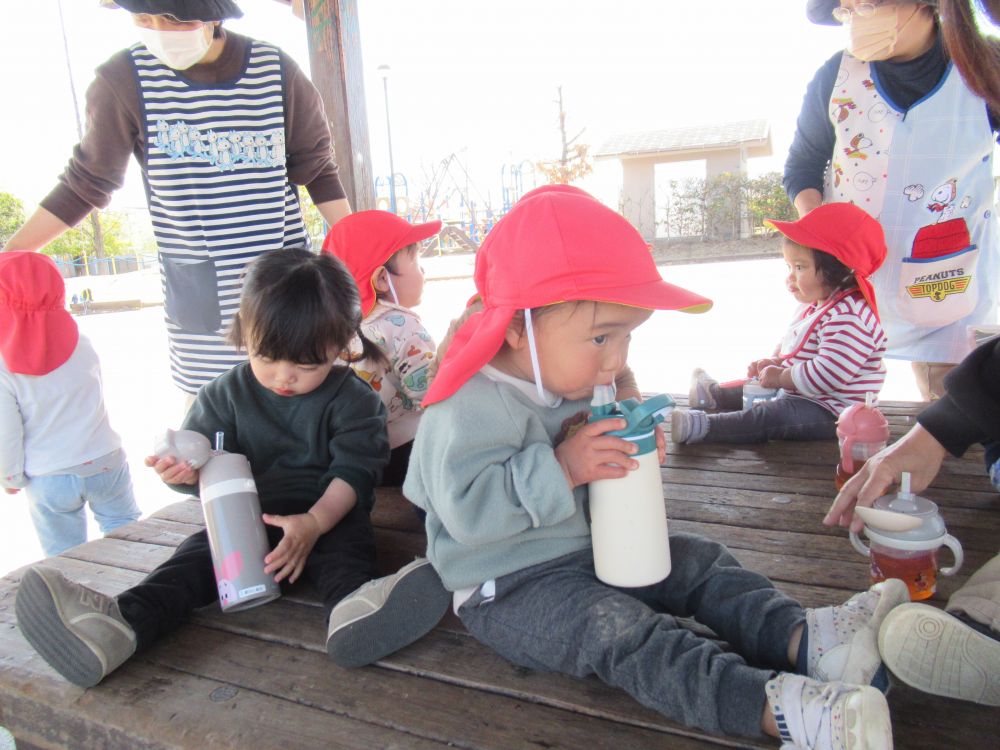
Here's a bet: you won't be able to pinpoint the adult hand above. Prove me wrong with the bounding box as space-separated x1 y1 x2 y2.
555 417 638 489
824 424 948 532
262 512 322 584
144 454 198 485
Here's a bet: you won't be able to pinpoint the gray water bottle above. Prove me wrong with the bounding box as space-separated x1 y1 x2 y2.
154 429 280 612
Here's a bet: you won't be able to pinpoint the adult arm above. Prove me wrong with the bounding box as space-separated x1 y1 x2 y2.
3 54 138 251
825 338 1000 531
280 51 348 207
916 338 1000 455
2 208 72 253
783 52 841 206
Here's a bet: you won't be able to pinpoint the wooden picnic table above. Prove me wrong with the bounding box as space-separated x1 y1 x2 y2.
1 400 998 749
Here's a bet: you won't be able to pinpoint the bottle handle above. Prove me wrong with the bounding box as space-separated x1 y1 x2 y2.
939 534 964 576
849 530 870 558
840 434 857 474
621 394 676 431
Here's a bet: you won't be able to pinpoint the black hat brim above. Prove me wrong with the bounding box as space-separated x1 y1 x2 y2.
110 0 243 22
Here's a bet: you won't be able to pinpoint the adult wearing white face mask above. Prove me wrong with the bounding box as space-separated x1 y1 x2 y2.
3 0 351 399
784 0 1000 401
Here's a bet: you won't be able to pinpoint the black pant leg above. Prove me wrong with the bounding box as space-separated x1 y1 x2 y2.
116 530 219 650
302 502 377 616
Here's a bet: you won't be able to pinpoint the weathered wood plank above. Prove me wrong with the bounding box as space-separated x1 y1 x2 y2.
144 625 731 750
0 583 448 750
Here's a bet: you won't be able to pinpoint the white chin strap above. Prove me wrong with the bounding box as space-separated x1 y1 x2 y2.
384 272 399 305
524 308 561 407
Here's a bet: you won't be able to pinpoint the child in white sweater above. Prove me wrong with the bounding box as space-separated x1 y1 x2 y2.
0 252 139 556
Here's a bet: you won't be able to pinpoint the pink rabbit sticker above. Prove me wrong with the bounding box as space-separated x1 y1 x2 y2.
214 550 243 607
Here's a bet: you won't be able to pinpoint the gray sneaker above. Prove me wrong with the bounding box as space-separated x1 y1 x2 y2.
326 557 451 668
688 368 718 410
15 566 137 687
878 603 1000 706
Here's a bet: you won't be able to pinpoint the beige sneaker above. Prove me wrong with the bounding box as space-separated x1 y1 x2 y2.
878 603 1000 706
15 566 137 687
326 558 450 668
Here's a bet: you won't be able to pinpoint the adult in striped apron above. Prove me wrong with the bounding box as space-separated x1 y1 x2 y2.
2 0 350 395
786 0 999 400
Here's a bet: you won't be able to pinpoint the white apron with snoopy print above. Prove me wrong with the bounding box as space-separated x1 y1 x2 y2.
825 52 998 363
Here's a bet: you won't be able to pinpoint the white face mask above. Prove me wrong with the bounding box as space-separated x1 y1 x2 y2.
138 25 212 70
845 5 901 61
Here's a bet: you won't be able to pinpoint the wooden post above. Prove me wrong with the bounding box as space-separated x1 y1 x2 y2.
302 0 375 211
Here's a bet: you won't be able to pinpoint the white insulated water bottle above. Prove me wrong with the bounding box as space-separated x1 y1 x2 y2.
153 430 280 612
588 386 674 587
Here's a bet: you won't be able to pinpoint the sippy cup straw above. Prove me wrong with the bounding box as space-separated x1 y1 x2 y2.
214 431 225 453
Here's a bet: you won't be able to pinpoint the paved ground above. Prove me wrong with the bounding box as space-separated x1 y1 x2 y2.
1 254 927 577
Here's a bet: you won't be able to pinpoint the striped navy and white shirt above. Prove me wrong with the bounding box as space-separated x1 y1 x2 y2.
131 40 308 393
783 292 888 415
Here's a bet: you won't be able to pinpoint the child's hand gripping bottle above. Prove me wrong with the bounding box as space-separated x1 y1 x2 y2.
588 385 674 587
153 430 281 612
835 392 889 489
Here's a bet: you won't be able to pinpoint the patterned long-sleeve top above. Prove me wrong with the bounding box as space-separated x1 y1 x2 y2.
780 291 887 415
346 302 436 449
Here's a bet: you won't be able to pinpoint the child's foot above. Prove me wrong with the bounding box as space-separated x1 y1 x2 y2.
15 565 137 687
766 673 892 750
878 603 1000 706
806 578 909 688
688 368 719 410
326 557 451 668
670 408 709 444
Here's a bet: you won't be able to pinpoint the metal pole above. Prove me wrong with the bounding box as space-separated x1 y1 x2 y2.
379 66 397 214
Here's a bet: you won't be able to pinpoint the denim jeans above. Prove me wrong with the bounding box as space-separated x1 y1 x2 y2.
25 454 140 557
706 393 837 443
457 533 804 739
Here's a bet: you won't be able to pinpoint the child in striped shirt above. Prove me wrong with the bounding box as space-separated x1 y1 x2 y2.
671 203 888 445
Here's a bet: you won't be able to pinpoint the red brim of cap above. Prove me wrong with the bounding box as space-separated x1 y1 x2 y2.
0 308 79 376
423 278 711 407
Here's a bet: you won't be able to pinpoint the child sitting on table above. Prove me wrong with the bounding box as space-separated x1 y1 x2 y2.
672 203 888 445
403 186 908 749
15 248 444 685
0 251 140 557
322 210 440 486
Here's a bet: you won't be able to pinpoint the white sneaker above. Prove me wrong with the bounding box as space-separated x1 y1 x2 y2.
878 603 1000 706
766 673 893 750
688 368 718 410
807 578 909 686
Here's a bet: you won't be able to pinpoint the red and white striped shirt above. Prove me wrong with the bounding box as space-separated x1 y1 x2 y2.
781 291 887 415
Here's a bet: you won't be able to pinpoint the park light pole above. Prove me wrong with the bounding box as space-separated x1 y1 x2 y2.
377 64 397 215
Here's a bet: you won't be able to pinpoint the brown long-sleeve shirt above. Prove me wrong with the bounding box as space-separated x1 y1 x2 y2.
41 30 345 227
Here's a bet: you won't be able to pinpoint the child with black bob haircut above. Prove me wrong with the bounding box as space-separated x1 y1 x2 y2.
15 248 439 686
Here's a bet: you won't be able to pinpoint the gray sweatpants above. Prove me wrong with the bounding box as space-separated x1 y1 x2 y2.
457 532 805 738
